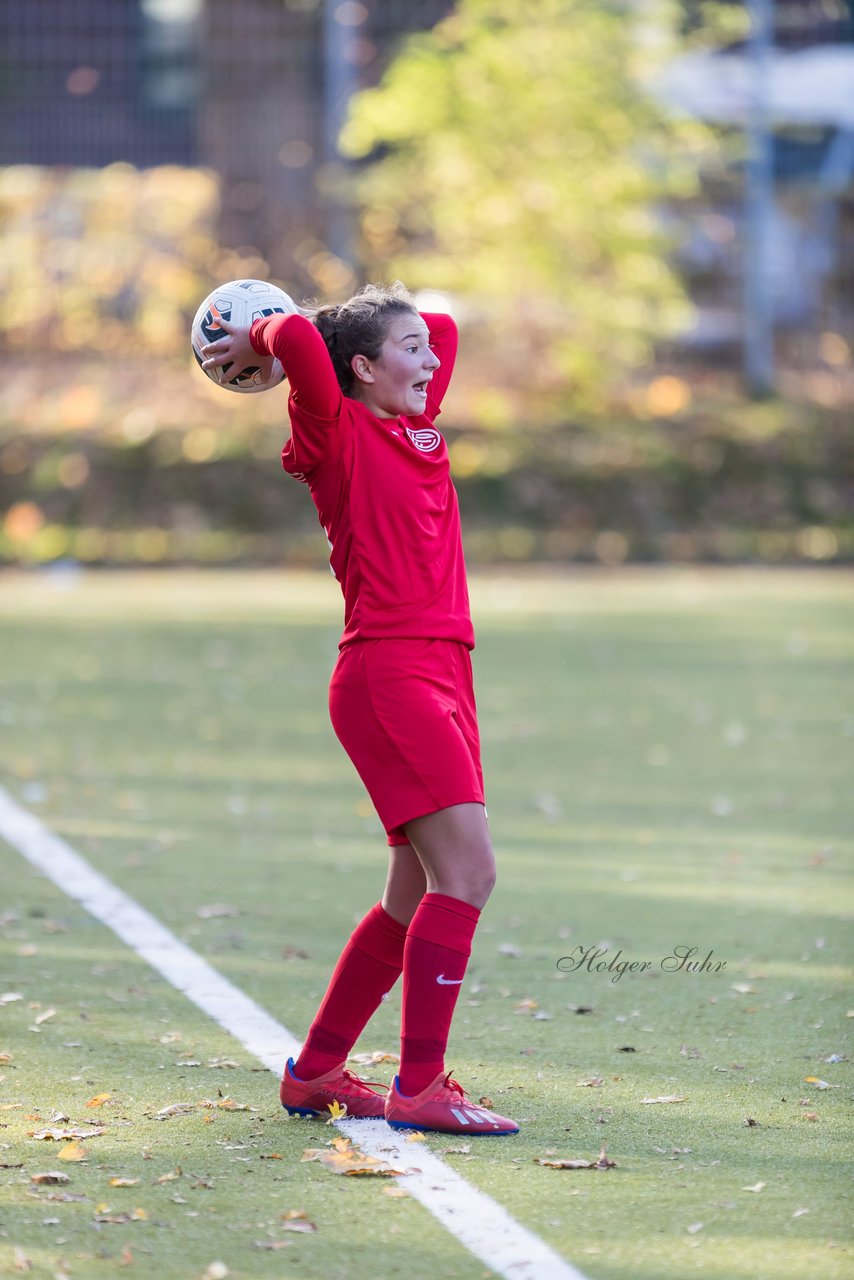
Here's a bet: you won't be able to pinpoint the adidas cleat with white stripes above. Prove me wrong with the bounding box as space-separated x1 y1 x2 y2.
385 1070 519 1135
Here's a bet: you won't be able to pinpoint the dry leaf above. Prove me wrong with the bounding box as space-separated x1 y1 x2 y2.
33 1008 56 1026
301 1137 407 1177
742 1181 766 1193
30 1125 106 1140
58 1142 87 1162
153 1103 194 1120
282 1218 316 1233
0 1051 14 1064
441 1144 471 1155
641 1096 687 1105
793 1207 810 1218
30 1172 70 1186
109 1177 141 1187
200 1097 252 1111
154 1168 181 1183
577 1077 604 1088
12 1247 31 1273
86 1093 112 1108
535 1147 616 1171
259 1153 283 1160
406 1131 427 1143
804 1077 835 1089
348 1050 399 1066
326 1099 348 1121
384 1185 409 1197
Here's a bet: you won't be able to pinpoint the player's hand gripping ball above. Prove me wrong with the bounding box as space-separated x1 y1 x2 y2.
191 278 299 393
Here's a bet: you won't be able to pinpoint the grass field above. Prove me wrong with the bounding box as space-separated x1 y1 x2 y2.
0 566 851 1280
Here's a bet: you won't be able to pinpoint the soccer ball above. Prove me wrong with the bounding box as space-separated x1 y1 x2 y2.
191 279 299 393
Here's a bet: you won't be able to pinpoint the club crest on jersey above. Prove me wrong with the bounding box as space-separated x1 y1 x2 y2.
405 426 441 452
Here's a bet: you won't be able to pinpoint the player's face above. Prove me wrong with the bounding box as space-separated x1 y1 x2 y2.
353 313 440 418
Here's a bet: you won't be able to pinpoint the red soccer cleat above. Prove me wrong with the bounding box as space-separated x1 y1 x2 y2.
385 1070 519 1135
279 1056 388 1118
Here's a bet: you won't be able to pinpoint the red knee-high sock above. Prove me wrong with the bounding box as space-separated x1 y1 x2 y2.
294 902 407 1080
398 892 481 1096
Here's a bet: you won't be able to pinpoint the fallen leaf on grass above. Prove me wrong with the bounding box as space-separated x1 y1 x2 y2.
804 1077 837 1089
199 1097 254 1111
686 1222 704 1234
384 1185 409 1197
58 1142 87 1162
94 1207 148 1224
348 1050 399 1066
301 1136 408 1177
0 1051 14 1064
152 1103 194 1120
577 1077 604 1088
441 1145 471 1155
742 1181 766 1193
405 1131 427 1143
86 1093 113 1108
793 1207 810 1218
281 1218 317 1233
154 1168 182 1183
325 1099 348 1121
109 1178 141 1187
12 1247 31 1273
32 1008 56 1026
535 1146 616 1171
641 1096 687 1105
30 1172 70 1186
29 1125 106 1141
207 1057 241 1069
744 1117 760 1127
259 1153 283 1160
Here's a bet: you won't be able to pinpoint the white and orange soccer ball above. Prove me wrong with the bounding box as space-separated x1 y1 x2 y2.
191 278 299 393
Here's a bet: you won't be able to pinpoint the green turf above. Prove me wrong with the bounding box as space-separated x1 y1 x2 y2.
0 567 851 1280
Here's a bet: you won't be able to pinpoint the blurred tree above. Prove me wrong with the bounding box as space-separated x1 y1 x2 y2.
342 0 717 421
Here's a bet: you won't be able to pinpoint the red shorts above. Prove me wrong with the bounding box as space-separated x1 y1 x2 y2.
329 638 485 846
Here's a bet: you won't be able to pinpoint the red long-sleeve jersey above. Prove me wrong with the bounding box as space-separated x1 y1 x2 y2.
249 311 474 650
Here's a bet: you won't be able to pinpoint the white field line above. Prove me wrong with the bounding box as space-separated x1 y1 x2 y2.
0 786 590 1280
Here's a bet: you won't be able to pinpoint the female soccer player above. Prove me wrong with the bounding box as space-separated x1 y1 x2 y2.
200 282 517 1135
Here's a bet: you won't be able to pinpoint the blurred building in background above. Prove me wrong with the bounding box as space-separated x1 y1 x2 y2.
0 1 851 569
2 0 851 362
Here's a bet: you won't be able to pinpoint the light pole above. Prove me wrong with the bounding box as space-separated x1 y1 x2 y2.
743 0 776 396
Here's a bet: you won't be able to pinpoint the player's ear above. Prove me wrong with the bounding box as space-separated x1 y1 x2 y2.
350 354 375 385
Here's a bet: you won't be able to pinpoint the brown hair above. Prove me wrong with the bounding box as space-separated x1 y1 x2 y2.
312 281 418 393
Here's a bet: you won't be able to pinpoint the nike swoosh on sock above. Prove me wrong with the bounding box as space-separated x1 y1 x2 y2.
436 974 464 985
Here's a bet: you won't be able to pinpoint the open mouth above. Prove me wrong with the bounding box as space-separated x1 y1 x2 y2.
412 381 429 396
